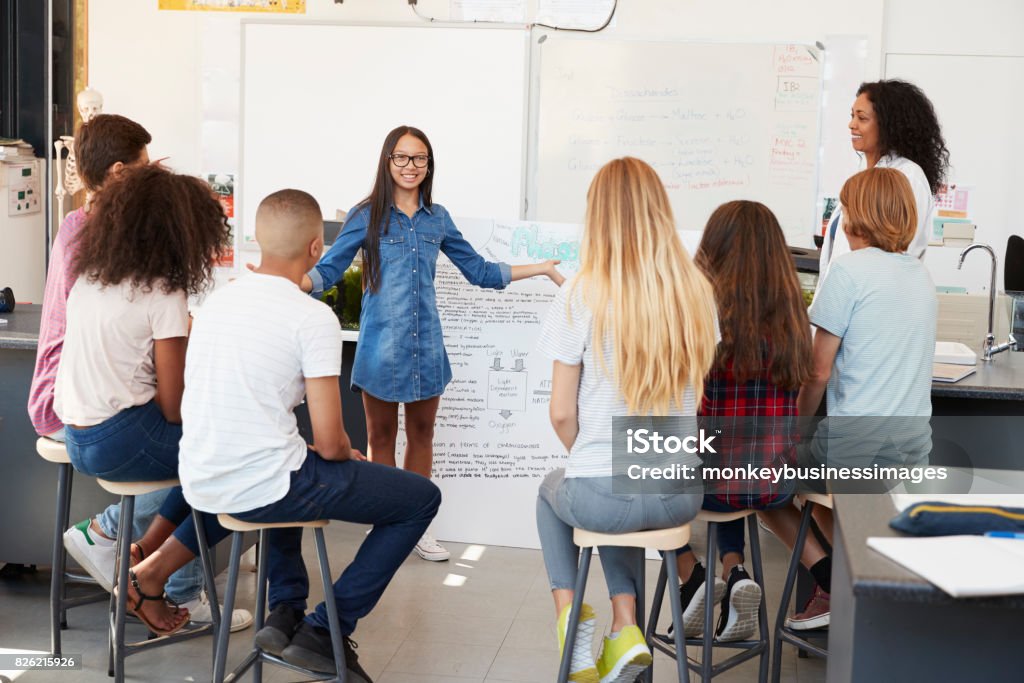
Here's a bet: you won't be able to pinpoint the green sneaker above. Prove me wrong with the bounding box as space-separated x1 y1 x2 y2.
596 625 652 683
556 603 599 683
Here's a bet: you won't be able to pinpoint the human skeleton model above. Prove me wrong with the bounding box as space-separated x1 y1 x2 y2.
53 88 103 218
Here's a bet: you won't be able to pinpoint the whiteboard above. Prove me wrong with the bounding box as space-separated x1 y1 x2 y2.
240 22 528 240
531 37 822 247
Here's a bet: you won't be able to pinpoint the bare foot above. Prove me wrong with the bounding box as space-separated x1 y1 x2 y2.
122 567 190 635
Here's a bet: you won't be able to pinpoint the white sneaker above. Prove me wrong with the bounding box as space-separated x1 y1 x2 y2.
180 592 254 633
414 531 450 561
63 519 115 592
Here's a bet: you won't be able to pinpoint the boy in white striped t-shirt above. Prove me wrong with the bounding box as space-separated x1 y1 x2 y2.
171 189 440 679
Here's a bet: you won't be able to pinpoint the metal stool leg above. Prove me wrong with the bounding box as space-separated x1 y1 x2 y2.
664 551 691 683
557 547 593 683
110 494 135 683
771 502 814 683
645 559 669 683
59 465 74 630
193 508 220 668
747 515 770 683
213 531 244 683
701 522 718 681
634 551 652 683
50 462 72 655
253 531 269 683
314 527 346 683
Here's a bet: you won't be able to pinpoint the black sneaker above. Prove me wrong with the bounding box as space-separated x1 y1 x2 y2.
281 621 373 683
667 561 727 637
254 604 305 657
715 565 762 642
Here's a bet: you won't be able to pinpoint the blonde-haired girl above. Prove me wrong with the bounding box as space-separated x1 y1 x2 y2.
536 157 718 682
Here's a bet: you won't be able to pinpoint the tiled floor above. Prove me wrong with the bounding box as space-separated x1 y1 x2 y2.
0 522 826 682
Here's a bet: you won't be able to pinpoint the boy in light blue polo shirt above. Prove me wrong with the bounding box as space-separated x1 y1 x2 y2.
803 167 937 419
768 167 937 633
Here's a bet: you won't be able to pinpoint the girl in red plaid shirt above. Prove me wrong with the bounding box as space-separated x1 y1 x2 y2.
671 201 814 642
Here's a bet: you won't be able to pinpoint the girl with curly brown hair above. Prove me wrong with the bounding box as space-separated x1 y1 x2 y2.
54 163 231 634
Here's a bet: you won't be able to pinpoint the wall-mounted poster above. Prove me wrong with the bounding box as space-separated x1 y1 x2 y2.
206 173 236 268
159 0 305 13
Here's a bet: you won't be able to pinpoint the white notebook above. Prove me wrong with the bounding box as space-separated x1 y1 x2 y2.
867 535 1024 597
932 362 976 383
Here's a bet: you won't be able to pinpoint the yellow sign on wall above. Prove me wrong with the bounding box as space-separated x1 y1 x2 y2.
159 0 305 13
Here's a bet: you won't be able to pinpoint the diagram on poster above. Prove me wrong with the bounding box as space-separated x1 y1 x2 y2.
394 217 581 549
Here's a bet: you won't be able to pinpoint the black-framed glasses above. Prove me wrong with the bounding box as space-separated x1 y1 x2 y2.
389 153 430 168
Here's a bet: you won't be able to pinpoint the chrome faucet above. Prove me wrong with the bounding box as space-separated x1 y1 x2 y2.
957 243 1018 361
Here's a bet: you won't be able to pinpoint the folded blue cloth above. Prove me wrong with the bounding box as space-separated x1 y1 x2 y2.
890 501 1024 536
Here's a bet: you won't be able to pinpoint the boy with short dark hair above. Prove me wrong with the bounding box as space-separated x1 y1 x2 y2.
173 189 441 679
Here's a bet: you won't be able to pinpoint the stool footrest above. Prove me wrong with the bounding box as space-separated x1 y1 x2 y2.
777 626 830 658
651 634 768 677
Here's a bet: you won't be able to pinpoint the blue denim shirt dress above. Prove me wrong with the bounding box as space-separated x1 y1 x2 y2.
308 198 512 403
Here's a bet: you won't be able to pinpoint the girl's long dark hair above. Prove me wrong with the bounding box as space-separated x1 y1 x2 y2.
695 201 812 391
857 80 950 194
72 164 231 295
359 125 434 292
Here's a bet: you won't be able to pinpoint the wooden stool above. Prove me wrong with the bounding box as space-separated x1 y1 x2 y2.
213 515 347 683
96 477 220 683
771 493 832 683
650 509 770 682
36 438 107 655
558 525 693 683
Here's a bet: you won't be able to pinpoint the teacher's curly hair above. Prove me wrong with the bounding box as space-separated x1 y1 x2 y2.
72 164 232 295
857 79 950 194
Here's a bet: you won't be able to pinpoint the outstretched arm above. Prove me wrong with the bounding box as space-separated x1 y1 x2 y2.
511 260 565 286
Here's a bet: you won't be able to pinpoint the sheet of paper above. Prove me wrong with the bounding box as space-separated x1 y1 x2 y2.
450 0 526 22
867 535 1024 597
537 0 616 28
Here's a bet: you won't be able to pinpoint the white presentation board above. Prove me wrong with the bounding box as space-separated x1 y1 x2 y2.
390 217 581 549
531 37 822 247
240 22 528 240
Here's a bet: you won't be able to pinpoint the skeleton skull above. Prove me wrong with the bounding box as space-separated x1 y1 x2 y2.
77 88 104 122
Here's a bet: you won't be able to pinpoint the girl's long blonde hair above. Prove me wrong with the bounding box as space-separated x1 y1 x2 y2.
572 157 718 414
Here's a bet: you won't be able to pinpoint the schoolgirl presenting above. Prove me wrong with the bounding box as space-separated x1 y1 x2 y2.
307 125 563 561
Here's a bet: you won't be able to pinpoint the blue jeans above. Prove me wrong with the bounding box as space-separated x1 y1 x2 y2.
95 490 203 603
537 469 702 598
678 493 795 560
173 451 441 635
66 401 200 602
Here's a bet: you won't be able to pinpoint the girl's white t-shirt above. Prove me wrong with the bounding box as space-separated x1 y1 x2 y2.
536 279 702 478
54 278 188 426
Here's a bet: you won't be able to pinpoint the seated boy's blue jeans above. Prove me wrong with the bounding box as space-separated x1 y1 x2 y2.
174 451 441 635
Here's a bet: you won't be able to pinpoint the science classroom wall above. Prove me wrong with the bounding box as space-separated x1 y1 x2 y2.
89 0 886 194
884 0 1024 295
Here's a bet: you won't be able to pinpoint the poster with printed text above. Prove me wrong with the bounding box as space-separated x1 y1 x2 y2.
159 0 305 13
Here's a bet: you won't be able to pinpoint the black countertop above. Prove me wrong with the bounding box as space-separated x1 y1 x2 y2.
931 351 1024 400
0 304 41 351
834 493 1024 607
5 301 1024 400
